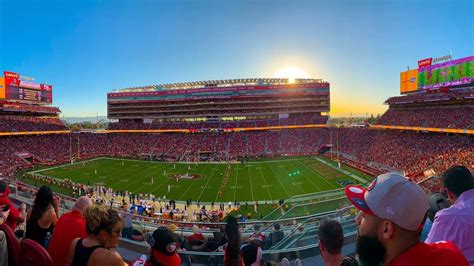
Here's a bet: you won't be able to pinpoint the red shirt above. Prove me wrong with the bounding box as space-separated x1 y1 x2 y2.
47 210 87 266
188 233 204 242
389 241 468 266
0 194 20 231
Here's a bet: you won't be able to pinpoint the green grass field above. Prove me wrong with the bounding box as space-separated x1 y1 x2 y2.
28 156 372 203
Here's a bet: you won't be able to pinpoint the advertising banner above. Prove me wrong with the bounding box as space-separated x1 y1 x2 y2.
418 58 432 68
400 69 418 93
19 80 41 90
4 71 20 86
0 77 5 99
40 84 53 91
418 56 474 90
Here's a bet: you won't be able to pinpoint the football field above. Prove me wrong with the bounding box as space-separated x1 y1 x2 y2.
28 156 372 203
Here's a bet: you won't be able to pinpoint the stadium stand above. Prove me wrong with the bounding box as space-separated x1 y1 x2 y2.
0 74 472 264
375 107 474 129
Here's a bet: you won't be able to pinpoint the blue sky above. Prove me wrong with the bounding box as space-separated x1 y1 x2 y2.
0 0 472 117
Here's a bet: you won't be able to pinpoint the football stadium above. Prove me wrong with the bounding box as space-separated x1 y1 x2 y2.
0 2 473 265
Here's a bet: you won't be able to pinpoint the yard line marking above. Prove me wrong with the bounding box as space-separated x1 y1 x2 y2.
294 160 333 190
247 163 255 201
197 166 218 202
313 157 368 184
233 166 239 202
267 162 291 198
256 164 273 200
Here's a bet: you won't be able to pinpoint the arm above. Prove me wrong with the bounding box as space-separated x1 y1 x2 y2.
13 203 27 223
91 249 126 266
52 196 60 222
67 238 80 265
425 214 457 243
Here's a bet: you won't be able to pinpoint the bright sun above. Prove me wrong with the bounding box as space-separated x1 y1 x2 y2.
274 66 309 83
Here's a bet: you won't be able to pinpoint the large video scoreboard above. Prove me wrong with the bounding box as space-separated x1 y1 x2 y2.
400 55 474 94
2 71 52 103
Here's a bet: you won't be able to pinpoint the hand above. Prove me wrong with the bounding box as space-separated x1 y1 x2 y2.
19 203 27 211
2 209 10 219
53 196 61 208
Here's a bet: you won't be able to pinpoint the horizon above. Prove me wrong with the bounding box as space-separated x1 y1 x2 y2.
1 0 473 117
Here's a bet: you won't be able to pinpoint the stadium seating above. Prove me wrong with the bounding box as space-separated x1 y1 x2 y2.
0 223 21 266
1 128 472 192
20 238 54 266
0 116 67 132
375 107 474 129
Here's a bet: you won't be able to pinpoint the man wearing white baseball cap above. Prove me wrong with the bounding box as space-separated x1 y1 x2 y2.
345 172 468 266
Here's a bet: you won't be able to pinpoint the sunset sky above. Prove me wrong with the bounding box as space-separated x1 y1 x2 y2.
1 0 472 117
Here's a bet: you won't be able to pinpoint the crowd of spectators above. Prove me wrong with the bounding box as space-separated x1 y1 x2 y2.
375 107 474 129
1 103 61 115
0 115 67 132
2 166 473 265
108 114 329 130
1 128 472 193
384 89 474 106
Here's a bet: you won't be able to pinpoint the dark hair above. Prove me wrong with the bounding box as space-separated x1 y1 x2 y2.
30 185 54 222
225 216 241 265
84 205 122 236
442 165 474 197
318 219 344 255
0 180 7 192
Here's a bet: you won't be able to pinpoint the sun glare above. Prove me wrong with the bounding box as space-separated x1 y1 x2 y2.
274 66 309 83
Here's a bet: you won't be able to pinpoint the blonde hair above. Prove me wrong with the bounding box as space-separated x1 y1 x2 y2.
84 205 122 235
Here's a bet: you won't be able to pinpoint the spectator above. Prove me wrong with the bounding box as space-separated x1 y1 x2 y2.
168 223 184 248
224 216 242 266
121 203 133 240
420 193 450 242
48 196 92 266
133 227 181 266
0 203 10 266
241 242 262 266
67 204 125 266
25 185 59 248
263 223 284 250
0 180 26 230
425 166 474 264
187 225 205 250
346 172 468 266
318 219 358 266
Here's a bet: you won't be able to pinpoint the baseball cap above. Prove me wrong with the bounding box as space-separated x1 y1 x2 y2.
345 172 429 231
147 227 181 265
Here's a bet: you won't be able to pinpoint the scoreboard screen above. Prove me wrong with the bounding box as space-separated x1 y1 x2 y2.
7 86 52 103
3 71 53 103
417 56 474 90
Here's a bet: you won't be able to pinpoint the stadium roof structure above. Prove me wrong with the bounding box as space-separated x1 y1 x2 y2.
113 78 327 93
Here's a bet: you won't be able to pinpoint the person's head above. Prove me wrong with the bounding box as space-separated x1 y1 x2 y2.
345 173 429 266
0 180 9 198
427 193 450 221
225 216 241 264
73 196 93 215
241 243 258 266
318 219 344 262
273 223 281 231
168 223 177 233
147 227 181 266
84 205 123 248
192 225 200 234
30 185 54 221
441 165 474 203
